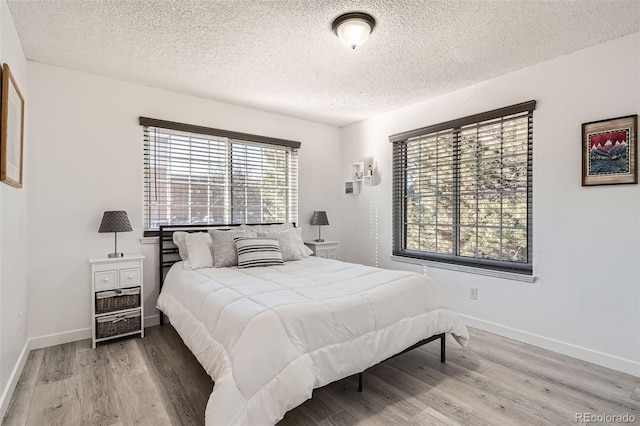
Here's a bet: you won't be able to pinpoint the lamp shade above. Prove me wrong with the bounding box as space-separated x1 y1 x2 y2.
98 211 133 233
310 211 329 226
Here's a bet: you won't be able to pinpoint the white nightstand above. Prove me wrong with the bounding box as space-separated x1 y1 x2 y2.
304 241 338 260
89 253 145 348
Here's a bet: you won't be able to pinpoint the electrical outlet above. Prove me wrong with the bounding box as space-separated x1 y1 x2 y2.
470 287 478 300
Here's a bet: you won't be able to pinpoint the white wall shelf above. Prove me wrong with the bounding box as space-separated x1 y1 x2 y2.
351 162 364 181
345 181 360 195
347 160 376 194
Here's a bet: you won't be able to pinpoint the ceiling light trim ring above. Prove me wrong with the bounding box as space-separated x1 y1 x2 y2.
331 12 376 36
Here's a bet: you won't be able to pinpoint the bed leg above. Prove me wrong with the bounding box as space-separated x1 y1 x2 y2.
358 373 363 392
159 312 164 326
440 333 446 363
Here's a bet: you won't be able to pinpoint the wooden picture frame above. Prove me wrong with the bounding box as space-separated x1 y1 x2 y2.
1 63 25 188
582 115 637 186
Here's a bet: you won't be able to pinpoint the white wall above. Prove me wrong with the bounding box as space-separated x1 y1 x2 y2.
340 32 640 376
0 0 29 415
26 62 342 341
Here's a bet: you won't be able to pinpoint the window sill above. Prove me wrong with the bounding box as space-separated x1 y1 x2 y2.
390 255 536 283
140 236 159 245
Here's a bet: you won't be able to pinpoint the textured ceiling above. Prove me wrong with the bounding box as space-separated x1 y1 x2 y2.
7 0 640 127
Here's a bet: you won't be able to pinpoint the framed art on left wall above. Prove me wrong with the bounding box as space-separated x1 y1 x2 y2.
1 63 25 188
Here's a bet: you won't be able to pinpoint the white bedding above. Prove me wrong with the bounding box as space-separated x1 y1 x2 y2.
157 256 469 425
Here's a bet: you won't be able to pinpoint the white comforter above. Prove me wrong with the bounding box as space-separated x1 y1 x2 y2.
157 256 469 425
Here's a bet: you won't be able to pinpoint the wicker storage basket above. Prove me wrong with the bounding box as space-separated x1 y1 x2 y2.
96 310 141 339
95 287 140 314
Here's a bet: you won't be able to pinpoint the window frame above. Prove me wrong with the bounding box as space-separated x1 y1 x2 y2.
390 101 535 275
140 117 300 237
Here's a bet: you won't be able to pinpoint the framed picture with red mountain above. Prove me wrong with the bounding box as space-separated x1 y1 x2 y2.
582 115 637 186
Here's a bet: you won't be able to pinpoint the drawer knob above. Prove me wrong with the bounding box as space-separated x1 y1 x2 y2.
127 275 133 279
103 278 109 282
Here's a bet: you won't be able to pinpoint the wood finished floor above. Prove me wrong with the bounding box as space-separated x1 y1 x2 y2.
3 325 639 426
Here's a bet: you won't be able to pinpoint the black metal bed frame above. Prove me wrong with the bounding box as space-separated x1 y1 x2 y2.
156 224 446 391
356 333 444 392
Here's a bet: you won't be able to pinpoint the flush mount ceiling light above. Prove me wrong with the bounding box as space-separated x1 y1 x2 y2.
332 12 376 50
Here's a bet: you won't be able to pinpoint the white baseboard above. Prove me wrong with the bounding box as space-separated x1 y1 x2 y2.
30 314 161 350
460 314 640 377
145 314 160 327
29 327 91 351
0 339 30 421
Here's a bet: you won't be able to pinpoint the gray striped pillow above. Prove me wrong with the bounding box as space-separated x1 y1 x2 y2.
235 238 284 268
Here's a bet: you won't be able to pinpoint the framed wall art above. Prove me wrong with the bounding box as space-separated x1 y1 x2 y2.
1 63 25 189
582 115 637 186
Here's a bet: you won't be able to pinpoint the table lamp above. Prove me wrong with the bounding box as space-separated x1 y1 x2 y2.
310 211 329 242
99 211 133 258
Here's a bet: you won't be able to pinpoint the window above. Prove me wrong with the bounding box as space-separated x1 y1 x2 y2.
141 117 300 234
391 101 535 274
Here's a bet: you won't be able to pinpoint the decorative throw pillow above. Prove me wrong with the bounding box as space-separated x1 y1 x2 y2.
235 238 284 268
258 227 312 258
209 229 256 267
257 230 301 262
183 232 214 269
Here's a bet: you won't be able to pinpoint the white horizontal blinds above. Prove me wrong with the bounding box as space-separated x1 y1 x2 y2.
144 127 229 230
230 141 297 224
289 149 299 225
391 141 407 254
405 129 456 255
457 112 531 264
143 124 299 231
391 101 534 274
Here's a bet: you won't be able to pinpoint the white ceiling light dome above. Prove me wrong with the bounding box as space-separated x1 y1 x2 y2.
332 12 376 50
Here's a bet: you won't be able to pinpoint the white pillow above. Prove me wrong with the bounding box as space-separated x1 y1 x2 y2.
172 231 189 260
209 229 256 267
183 232 214 269
173 232 211 262
295 228 314 258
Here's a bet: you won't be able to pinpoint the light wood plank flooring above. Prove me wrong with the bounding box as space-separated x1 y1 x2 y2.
3 325 639 425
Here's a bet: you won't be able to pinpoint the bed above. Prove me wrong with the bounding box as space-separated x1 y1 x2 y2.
156 224 469 425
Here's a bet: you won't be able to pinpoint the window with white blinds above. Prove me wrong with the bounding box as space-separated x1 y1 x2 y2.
141 117 299 233
391 101 535 274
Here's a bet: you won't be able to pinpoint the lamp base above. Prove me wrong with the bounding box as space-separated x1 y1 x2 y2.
108 252 124 258
314 239 325 242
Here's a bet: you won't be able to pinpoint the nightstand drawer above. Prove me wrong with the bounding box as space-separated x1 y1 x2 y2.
95 287 141 314
92 260 140 273
119 268 141 287
327 250 337 260
96 309 141 339
316 249 328 258
95 270 118 290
